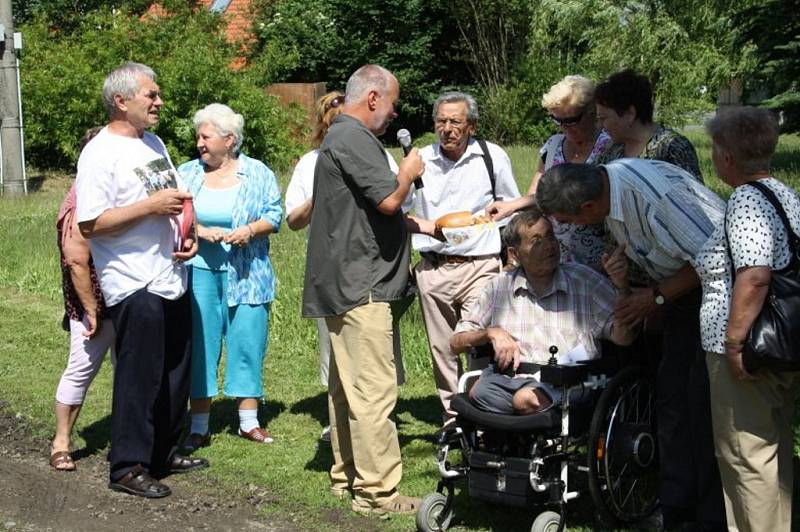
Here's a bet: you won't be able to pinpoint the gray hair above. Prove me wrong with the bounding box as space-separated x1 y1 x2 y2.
345 64 396 102
432 91 479 124
503 206 546 249
102 62 156 116
192 103 245 153
535 163 605 215
706 106 778 176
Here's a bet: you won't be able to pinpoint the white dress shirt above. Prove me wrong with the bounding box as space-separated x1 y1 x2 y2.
407 138 520 255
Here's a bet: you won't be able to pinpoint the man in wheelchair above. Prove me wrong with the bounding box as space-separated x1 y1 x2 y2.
449 206 637 416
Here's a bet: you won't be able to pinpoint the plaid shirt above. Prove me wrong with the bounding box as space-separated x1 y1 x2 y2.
604 158 724 281
455 263 616 364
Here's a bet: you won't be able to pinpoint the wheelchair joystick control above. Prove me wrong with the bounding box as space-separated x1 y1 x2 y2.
548 345 558 366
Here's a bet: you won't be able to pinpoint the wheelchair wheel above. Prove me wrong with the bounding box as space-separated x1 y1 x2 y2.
415 492 453 532
530 510 561 532
587 365 659 527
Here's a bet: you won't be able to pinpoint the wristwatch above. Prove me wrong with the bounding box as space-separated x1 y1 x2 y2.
653 286 666 306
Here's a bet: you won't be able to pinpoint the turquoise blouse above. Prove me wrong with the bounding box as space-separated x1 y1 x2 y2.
179 154 283 306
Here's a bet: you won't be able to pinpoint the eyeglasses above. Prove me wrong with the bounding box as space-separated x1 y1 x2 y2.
434 118 466 129
549 111 584 126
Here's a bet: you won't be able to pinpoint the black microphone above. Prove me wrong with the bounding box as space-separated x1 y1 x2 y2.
397 128 423 189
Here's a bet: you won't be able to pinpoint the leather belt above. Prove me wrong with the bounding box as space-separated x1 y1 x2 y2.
420 251 498 266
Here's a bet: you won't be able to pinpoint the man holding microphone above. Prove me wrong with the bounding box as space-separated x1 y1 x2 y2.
302 64 430 517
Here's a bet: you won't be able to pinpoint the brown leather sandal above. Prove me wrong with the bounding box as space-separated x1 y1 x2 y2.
352 494 421 517
109 465 171 498
49 450 76 471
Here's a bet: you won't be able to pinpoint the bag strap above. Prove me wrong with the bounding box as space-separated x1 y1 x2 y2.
543 134 563 171
724 180 800 281
476 138 496 200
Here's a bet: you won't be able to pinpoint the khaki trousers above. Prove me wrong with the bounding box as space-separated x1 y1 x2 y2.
415 256 501 420
706 352 800 532
325 300 402 507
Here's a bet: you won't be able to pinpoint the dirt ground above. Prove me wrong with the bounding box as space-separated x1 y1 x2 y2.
0 403 297 532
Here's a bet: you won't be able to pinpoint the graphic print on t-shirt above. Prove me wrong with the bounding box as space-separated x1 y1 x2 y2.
133 157 179 194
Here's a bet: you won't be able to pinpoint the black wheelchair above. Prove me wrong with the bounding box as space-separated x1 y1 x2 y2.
416 346 659 532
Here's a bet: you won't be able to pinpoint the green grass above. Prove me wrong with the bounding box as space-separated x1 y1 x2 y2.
1 133 799 531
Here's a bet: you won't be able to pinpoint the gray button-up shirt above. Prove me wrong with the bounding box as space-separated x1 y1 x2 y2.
302 114 410 317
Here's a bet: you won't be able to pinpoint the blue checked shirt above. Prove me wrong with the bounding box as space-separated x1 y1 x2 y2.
180 153 283 306
603 158 724 281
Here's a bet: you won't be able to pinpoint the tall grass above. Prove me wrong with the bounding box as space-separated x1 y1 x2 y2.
1 132 798 531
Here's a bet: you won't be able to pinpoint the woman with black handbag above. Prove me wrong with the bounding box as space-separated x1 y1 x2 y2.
694 106 800 532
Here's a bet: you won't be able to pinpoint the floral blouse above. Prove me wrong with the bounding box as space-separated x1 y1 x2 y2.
693 178 800 354
539 131 612 268
597 125 702 181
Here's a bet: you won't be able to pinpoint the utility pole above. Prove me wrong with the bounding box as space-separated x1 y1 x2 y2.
0 0 25 196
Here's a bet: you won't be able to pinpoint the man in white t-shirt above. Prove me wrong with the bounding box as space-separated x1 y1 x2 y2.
76 62 207 499
405 91 521 425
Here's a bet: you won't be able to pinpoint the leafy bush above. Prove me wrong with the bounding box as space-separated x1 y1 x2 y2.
20 6 305 171
249 0 472 136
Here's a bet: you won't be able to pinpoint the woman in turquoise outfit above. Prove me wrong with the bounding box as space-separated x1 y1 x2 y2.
179 103 282 449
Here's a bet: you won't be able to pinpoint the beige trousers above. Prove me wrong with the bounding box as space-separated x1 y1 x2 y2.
415 256 501 420
318 304 407 387
325 300 402 507
706 352 800 532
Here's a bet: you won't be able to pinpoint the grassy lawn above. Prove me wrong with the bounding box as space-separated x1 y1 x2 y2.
1 131 798 531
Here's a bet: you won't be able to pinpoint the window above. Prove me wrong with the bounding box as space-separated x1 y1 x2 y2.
208 0 232 13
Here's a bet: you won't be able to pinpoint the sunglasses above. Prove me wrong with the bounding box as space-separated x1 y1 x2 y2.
549 111 584 126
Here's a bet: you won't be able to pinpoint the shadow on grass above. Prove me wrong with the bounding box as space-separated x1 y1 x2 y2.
397 394 442 427
208 398 286 436
425 477 600 531
71 399 287 462
289 390 328 426
74 414 112 461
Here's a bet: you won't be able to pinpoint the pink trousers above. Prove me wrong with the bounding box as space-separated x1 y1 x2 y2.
55 317 115 405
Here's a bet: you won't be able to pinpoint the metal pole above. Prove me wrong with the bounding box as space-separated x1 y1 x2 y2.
0 0 25 196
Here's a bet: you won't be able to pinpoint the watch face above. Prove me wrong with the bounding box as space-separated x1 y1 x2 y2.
655 295 665 305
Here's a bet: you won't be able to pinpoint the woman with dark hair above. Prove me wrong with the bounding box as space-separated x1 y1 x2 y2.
595 69 702 179
695 106 800 532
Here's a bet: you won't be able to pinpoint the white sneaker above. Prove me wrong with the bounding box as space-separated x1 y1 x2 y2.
320 425 331 442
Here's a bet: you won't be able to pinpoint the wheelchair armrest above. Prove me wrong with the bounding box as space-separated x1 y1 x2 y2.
539 357 614 388
539 363 590 387
458 369 484 394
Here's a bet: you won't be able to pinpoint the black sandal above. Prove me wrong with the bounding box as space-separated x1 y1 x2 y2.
168 454 209 474
109 465 171 498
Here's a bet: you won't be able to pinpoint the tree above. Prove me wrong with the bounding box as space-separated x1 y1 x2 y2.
733 0 800 131
249 0 473 135
19 6 304 170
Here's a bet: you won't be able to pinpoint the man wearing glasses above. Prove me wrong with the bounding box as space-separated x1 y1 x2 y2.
450 207 636 415
404 91 520 428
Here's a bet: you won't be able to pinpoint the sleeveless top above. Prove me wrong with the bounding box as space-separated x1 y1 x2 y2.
57 184 107 326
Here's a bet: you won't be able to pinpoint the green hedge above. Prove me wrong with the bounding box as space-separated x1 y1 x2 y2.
20 6 305 171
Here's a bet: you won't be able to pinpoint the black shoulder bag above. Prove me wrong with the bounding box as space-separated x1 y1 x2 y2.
725 180 800 373
476 138 508 265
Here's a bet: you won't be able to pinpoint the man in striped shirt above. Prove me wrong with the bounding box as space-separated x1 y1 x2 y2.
450 207 636 415
536 158 726 531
